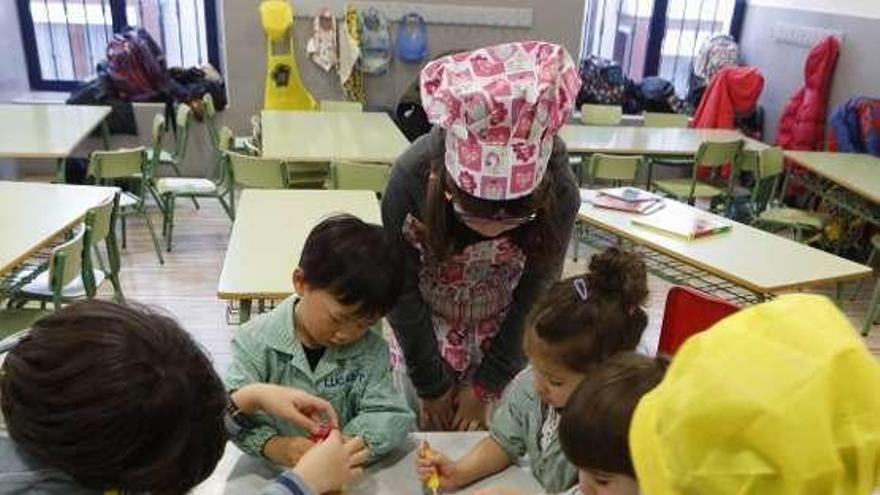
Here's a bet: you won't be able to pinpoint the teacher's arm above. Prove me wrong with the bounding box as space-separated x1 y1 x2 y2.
381 146 455 400
474 145 580 395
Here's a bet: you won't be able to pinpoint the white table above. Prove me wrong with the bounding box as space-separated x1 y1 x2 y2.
0 104 111 181
217 189 382 322
560 125 768 156
578 189 871 301
261 111 410 164
193 432 543 495
0 181 116 278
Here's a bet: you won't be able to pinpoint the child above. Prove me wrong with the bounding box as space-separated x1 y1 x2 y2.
0 300 365 495
418 248 648 492
558 352 668 495
226 214 415 467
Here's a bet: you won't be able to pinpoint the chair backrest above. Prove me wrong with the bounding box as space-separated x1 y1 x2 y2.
587 154 642 185
84 192 117 246
581 104 622 126
693 139 744 168
287 162 331 189
88 148 146 180
218 126 234 152
228 151 288 189
320 100 364 112
331 161 390 195
174 104 193 160
644 112 690 128
203 93 220 147
658 286 741 356
48 228 86 299
151 113 166 148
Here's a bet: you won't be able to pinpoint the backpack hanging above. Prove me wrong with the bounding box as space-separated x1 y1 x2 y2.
105 27 168 101
359 7 392 75
307 7 338 72
396 13 428 63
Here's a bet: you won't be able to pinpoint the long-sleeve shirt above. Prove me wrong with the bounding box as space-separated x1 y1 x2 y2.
381 126 579 399
225 296 415 462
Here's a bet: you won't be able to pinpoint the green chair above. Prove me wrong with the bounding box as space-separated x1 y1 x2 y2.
331 161 391 197
862 234 880 336
9 228 87 311
82 192 124 301
584 154 643 187
88 148 164 265
228 151 289 193
287 162 331 189
750 147 829 243
232 114 262 155
644 112 690 128
320 100 364 112
581 104 622 126
147 113 198 211
652 140 744 213
146 104 193 178
158 126 235 252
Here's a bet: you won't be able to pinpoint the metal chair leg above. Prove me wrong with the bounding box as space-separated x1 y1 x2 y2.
140 208 164 265
165 194 175 253
863 278 880 337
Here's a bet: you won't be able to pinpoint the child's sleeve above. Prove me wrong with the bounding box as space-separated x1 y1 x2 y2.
489 373 532 462
225 325 282 458
343 336 416 462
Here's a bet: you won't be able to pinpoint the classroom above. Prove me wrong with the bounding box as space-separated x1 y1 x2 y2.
1 0 879 494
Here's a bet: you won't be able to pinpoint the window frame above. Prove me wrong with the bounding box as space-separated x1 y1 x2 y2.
16 0 221 92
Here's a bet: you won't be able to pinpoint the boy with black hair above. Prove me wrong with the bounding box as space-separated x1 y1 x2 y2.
0 300 366 495
226 214 415 467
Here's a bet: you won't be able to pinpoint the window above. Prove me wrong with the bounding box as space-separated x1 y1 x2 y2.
580 0 746 96
16 0 220 91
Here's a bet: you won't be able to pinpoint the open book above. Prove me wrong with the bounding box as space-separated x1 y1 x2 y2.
632 209 732 240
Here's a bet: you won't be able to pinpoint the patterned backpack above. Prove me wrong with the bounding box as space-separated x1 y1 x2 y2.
106 27 168 101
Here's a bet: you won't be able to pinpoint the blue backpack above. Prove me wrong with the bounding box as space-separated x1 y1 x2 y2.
396 13 428 63
360 8 392 75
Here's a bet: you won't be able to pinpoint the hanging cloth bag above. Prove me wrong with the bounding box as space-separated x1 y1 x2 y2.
396 13 428 63
307 7 338 72
360 7 392 75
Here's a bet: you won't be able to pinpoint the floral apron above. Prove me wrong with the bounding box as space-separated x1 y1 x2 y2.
391 214 526 383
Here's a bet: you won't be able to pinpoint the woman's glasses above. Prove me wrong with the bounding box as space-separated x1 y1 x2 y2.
451 201 537 227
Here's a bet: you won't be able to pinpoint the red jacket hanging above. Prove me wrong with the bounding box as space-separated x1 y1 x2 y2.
776 36 840 150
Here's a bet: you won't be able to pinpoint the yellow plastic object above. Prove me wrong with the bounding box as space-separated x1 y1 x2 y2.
631 294 880 495
419 441 441 495
261 0 316 111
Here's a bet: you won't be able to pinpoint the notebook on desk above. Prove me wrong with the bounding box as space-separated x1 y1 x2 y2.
631 209 732 240
582 188 664 215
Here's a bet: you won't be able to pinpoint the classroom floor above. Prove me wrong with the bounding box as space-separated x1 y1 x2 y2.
104 198 879 375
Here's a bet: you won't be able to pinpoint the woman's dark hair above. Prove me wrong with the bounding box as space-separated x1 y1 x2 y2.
524 247 648 372
299 214 404 319
0 300 227 495
422 136 568 267
559 352 668 476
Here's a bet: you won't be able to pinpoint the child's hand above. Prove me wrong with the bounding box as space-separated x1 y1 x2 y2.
263 435 316 467
416 443 462 490
343 436 371 467
293 430 367 493
233 383 340 434
454 387 489 431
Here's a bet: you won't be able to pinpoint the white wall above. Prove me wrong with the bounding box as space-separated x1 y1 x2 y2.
748 0 880 20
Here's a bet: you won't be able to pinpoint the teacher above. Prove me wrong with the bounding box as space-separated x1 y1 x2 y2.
381 41 581 431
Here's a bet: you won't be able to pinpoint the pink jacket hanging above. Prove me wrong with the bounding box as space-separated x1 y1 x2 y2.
775 36 840 150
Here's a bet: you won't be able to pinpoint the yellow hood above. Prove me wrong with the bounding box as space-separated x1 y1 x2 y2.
631 294 880 495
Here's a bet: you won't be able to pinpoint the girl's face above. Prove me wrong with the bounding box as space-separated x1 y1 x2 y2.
529 349 587 408
578 469 640 495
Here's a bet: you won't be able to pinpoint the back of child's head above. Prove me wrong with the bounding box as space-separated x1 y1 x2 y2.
299 214 403 319
559 352 668 477
525 247 648 372
0 300 226 495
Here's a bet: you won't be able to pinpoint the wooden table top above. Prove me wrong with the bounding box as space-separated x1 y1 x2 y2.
260 111 410 164
0 104 110 159
579 189 871 293
217 189 382 300
560 125 769 156
784 151 880 204
0 181 116 277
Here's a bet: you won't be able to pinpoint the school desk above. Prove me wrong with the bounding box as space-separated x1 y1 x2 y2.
217 189 381 323
783 151 880 227
560 125 768 156
0 104 111 182
193 432 543 494
577 189 871 303
0 181 116 297
261 110 410 164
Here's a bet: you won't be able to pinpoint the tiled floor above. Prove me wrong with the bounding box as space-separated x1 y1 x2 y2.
106 198 879 376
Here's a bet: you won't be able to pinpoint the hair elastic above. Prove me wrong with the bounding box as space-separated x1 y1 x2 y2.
573 278 589 301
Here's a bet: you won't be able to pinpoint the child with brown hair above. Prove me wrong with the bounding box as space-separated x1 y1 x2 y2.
417 247 648 493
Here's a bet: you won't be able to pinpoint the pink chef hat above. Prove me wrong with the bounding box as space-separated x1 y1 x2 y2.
420 41 581 200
